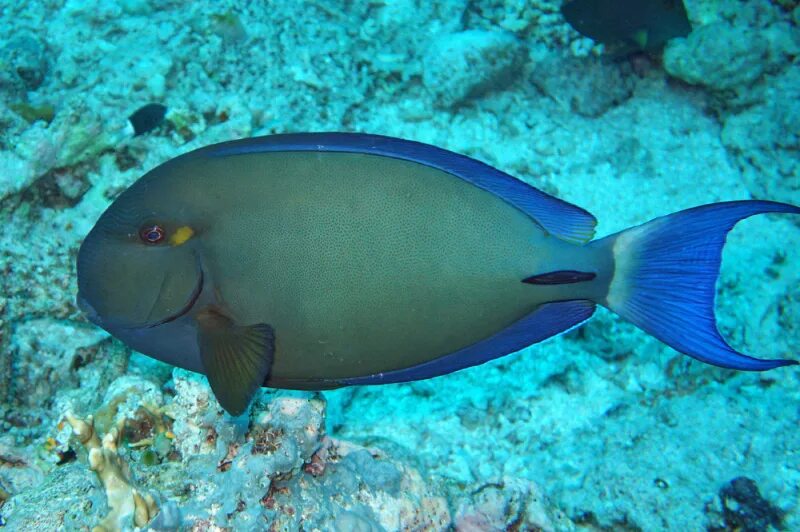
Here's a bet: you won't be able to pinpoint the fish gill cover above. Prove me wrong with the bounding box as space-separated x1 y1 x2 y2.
0 0 799 530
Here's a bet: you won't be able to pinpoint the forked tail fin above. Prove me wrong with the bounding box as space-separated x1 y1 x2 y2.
598 200 799 370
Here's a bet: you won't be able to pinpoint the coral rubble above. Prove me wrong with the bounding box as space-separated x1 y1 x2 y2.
0 0 797 529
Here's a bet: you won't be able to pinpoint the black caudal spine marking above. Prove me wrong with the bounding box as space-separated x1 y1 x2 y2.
522 270 597 285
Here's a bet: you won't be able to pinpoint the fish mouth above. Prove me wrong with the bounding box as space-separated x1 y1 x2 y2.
77 292 102 326
147 266 204 328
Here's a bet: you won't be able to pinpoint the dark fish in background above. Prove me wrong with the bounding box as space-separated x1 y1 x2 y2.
76 133 799 416
128 103 167 136
561 0 692 52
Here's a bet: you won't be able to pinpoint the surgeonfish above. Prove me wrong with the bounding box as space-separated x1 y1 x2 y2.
76 133 799 415
561 0 692 52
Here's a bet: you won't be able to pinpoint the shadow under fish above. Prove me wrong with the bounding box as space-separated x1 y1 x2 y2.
562 0 692 53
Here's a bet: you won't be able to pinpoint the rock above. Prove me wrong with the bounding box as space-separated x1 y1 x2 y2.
155 369 450 529
0 33 50 94
664 23 769 91
720 67 800 204
422 30 526 107
9 319 112 408
4 368 454 530
763 21 800 62
0 151 36 204
0 436 46 504
266 438 450 531
716 477 784 531
334 510 382 531
777 289 800 333
569 312 642 363
0 462 103 530
454 477 576 532
531 52 633 118
91 374 165 435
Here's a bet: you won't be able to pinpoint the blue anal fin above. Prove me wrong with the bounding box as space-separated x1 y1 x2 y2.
342 299 596 385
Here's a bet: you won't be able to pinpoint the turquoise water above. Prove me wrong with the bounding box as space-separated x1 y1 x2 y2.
1 1 798 530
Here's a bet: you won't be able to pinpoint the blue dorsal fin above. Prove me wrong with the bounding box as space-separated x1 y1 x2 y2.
201 133 597 244
338 299 596 385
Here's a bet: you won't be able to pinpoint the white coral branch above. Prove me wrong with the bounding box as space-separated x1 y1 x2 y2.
64 412 159 532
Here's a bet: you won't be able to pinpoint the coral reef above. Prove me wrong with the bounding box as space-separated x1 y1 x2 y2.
0 0 798 529
664 0 800 206
155 370 454 530
664 22 772 92
3 370 470 529
2 366 575 530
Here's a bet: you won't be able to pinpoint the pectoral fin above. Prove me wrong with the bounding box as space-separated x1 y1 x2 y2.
196 308 275 416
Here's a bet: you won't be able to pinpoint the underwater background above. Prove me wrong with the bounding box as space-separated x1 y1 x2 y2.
0 0 799 530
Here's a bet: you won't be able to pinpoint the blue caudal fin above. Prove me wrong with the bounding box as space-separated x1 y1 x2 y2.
598 200 800 371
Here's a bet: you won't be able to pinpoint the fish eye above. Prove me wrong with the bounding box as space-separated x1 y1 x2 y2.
140 224 165 244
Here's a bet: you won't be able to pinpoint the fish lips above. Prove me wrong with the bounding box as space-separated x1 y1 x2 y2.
76 292 103 327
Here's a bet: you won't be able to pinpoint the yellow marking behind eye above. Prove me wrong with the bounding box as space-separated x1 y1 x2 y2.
169 226 195 246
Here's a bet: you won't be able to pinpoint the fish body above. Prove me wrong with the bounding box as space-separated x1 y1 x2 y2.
561 0 691 51
77 133 798 415
169 152 596 383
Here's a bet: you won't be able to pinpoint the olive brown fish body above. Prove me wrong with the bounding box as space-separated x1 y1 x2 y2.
77 133 799 415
